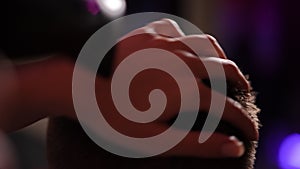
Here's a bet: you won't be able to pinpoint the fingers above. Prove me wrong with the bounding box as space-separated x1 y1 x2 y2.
146 19 227 59
108 117 245 158
199 57 250 90
166 130 245 158
172 50 250 90
99 79 252 157
206 34 227 59
196 82 258 141
146 18 185 38
133 74 257 141
122 19 227 60
146 35 250 91
175 34 227 59
121 18 185 41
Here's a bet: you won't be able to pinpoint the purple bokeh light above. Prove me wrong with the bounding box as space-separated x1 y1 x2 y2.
85 0 100 15
279 133 300 169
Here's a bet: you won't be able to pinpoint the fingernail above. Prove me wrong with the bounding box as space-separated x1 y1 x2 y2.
221 136 245 157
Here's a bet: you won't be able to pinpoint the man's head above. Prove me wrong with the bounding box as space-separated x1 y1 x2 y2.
47 19 260 169
47 84 259 169
48 21 259 169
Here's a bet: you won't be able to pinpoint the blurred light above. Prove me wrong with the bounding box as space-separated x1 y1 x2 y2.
96 0 126 18
102 0 122 11
85 0 100 15
279 133 300 169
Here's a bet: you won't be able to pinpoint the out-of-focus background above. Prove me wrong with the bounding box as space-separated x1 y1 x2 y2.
1 0 299 169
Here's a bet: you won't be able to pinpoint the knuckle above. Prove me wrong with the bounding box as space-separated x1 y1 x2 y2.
150 35 173 47
147 21 160 27
161 18 177 26
206 34 218 43
124 27 154 39
224 60 238 72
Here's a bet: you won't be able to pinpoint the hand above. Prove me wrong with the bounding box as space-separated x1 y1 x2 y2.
95 19 257 158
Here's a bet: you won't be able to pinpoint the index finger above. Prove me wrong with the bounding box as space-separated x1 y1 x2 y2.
146 18 185 38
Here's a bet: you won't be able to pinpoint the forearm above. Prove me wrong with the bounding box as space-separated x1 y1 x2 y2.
0 58 20 132
0 56 75 132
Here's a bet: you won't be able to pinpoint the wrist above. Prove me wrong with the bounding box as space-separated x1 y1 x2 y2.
0 58 22 131
15 56 75 120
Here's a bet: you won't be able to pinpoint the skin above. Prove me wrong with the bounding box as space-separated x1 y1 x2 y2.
0 19 258 160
